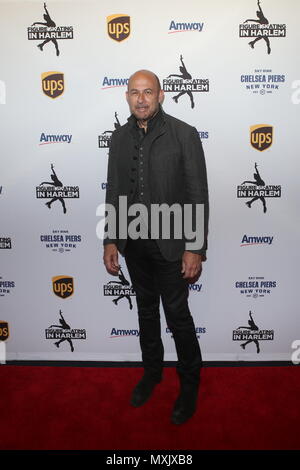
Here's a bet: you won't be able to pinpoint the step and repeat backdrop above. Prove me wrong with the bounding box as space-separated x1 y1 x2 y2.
0 0 299 362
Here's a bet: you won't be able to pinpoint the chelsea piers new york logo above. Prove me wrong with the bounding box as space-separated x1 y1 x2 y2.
237 163 281 213
239 0 286 55
27 3 73 56
163 55 209 109
40 230 82 254
0 277 15 297
241 69 285 95
235 276 276 298
107 14 130 42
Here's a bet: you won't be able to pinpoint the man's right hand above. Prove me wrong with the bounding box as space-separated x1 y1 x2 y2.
103 243 119 275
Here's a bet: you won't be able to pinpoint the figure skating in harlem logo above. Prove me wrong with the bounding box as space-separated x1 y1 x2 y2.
237 163 281 213
28 2 74 56
0 237 12 249
46 309 86 352
239 0 286 54
98 112 122 149
163 55 209 109
103 266 135 310
36 164 80 214
242 162 267 213
167 55 194 108
232 311 274 354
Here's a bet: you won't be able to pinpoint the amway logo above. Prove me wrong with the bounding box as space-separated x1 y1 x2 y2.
39 133 72 145
241 235 274 246
110 328 139 338
189 283 202 292
101 77 129 89
168 20 204 33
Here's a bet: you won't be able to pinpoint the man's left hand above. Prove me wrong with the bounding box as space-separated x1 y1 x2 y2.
181 251 202 283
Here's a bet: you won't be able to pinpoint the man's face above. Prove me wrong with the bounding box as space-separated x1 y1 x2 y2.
126 72 164 122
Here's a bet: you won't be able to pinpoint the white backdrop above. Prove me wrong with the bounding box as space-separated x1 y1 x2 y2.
0 0 299 362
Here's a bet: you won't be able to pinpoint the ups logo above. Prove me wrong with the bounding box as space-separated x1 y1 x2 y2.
250 125 273 152
0 321 9 341
107 14 130 42
42 71 64 99
52 276 74 299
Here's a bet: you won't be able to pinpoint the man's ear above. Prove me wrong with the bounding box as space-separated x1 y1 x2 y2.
159 89 165 105
125 91 129 103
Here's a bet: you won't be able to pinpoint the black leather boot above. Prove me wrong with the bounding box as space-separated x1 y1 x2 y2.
171 384 199 425
130 375 161 407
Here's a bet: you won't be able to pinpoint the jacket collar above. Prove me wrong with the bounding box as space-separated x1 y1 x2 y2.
127 105 165 133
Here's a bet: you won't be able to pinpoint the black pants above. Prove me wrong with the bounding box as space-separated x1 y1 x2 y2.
124 238 202 388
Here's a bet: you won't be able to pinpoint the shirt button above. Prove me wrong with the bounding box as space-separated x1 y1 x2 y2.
140 192 144 196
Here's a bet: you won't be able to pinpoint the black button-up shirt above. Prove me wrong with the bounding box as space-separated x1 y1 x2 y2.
129 107 164 205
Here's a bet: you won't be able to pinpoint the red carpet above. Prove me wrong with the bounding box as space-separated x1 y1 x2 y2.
0 365 299 450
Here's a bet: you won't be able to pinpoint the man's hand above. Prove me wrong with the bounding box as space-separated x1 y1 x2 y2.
181 251 202 283
103 243 119 275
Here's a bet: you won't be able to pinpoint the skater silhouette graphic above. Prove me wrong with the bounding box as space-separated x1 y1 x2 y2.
32 3 60 56
244 0 271 54
241 162 267 213
49 309 74 352
40 164 67 214
237 311 260 353
167 55 195 109
102 112 121 137
107 266 133 310
114 112 121 130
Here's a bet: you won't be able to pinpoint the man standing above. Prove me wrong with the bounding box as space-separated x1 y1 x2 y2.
103 70 209 425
